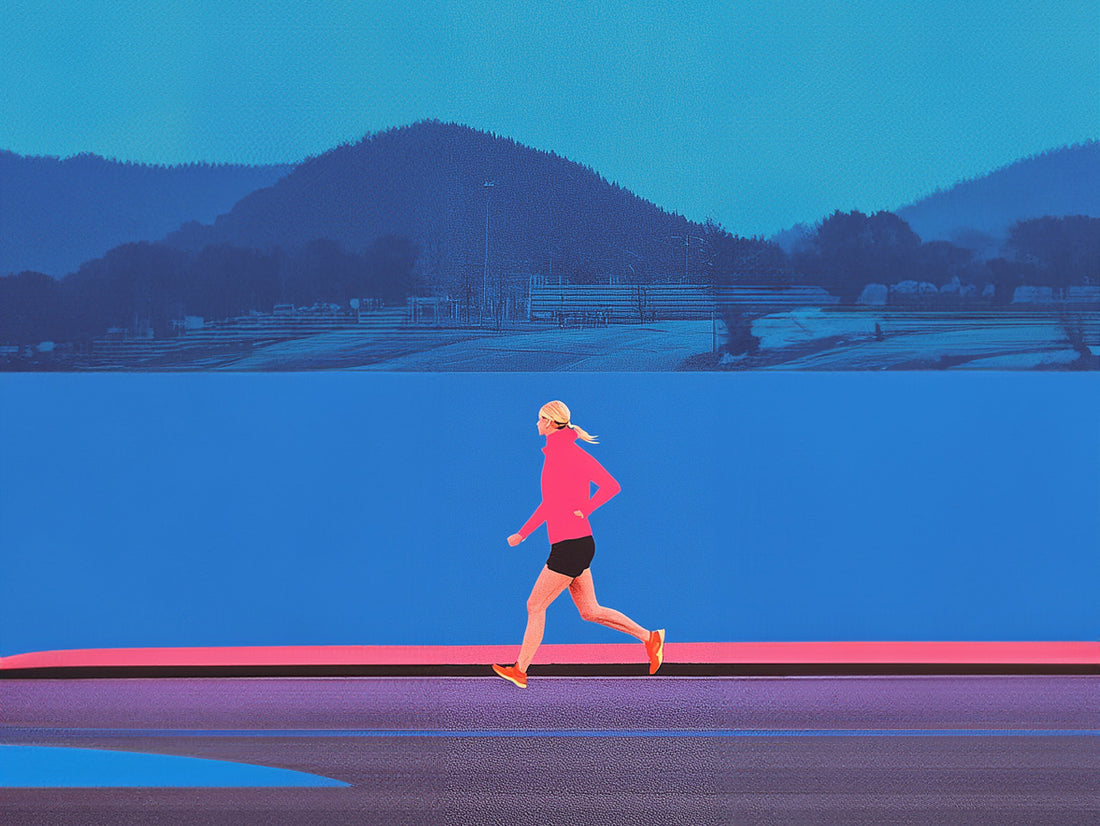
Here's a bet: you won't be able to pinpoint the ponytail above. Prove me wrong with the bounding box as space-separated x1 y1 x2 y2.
565 422 598 444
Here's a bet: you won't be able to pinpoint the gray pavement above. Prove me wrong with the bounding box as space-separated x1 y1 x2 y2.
3 675 1097 824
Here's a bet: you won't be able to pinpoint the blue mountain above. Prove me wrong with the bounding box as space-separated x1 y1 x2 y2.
896 141 1099 251
161 120 706 287
1 151 294 276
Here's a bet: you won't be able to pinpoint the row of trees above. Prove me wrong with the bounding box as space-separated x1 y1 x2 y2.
2 211 1096 346
713 212 1099 356
697 212 1098 302
0 236 417 345
789 212 1098 303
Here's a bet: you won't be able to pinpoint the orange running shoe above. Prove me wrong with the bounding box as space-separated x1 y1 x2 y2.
645 629 666 674
492 663 528 688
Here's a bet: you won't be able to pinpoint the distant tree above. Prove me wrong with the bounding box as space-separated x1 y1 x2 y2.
986 258 1032 306
1006 216 1100 286
771 222 815 256
61 243 189 339
284 239 367 307
364 234 419 304
414 234 448 297
796 210 921 302
914 241 978 287
719 307 761 357
703 219 788 284
0 271 63 344
190 245 281 319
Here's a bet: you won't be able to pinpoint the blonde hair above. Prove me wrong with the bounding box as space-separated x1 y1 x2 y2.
540 400 598 443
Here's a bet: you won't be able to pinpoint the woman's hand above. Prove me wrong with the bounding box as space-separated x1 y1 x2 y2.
573 510 585 518
507 533 523 547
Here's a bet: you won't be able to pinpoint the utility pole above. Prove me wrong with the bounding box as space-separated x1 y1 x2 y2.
483 181 495 324
667 234 706 283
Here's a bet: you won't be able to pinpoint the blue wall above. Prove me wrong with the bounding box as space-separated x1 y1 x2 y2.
1 372 1097 656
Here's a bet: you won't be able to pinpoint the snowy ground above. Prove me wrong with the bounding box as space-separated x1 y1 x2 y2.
352 321 716 371
172 308 1098 371
221 321 717 371
217 326 482 370
748 309 1095 370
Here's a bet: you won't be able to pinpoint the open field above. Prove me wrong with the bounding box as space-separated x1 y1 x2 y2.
744 309 1098 370
4 308 1097 371
222 310 1097 371
175 321 718 371
345 321 716 371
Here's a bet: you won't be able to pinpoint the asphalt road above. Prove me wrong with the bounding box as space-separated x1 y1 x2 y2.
3 675 1097 825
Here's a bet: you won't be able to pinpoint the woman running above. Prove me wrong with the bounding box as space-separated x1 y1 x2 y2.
492 400 665 688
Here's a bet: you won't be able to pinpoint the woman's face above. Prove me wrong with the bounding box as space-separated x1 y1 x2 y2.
537 414 557 436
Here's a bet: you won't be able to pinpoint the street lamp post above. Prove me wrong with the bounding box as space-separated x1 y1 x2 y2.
483 181 496 324
667 234 707 282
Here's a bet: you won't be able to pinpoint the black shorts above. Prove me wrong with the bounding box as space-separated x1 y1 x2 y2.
546 535 595 578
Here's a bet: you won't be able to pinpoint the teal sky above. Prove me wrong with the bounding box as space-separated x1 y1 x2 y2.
2 0 1097 236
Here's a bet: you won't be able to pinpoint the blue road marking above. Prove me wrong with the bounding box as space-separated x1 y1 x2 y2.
0 745 350 788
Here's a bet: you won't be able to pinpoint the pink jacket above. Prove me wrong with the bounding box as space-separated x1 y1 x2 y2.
518 427 622 544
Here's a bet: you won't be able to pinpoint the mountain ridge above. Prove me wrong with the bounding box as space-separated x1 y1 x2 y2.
162 120 708 288
5 125 1096 281
1 151 294 276
896 140 1099 247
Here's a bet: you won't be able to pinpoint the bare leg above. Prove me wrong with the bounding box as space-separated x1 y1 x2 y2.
569 569 649 642
517 566 574 671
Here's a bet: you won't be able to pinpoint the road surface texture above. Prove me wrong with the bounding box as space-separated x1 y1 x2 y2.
3 673 1097 825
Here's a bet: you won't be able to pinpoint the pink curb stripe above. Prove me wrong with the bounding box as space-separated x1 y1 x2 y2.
2 641 1098 671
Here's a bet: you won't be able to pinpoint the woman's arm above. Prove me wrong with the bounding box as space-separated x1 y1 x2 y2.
577 452 621 517
515 501 547 541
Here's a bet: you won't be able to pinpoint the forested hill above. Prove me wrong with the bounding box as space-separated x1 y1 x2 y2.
164 120 708 287
897 141 1099 247
0 152 294 276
